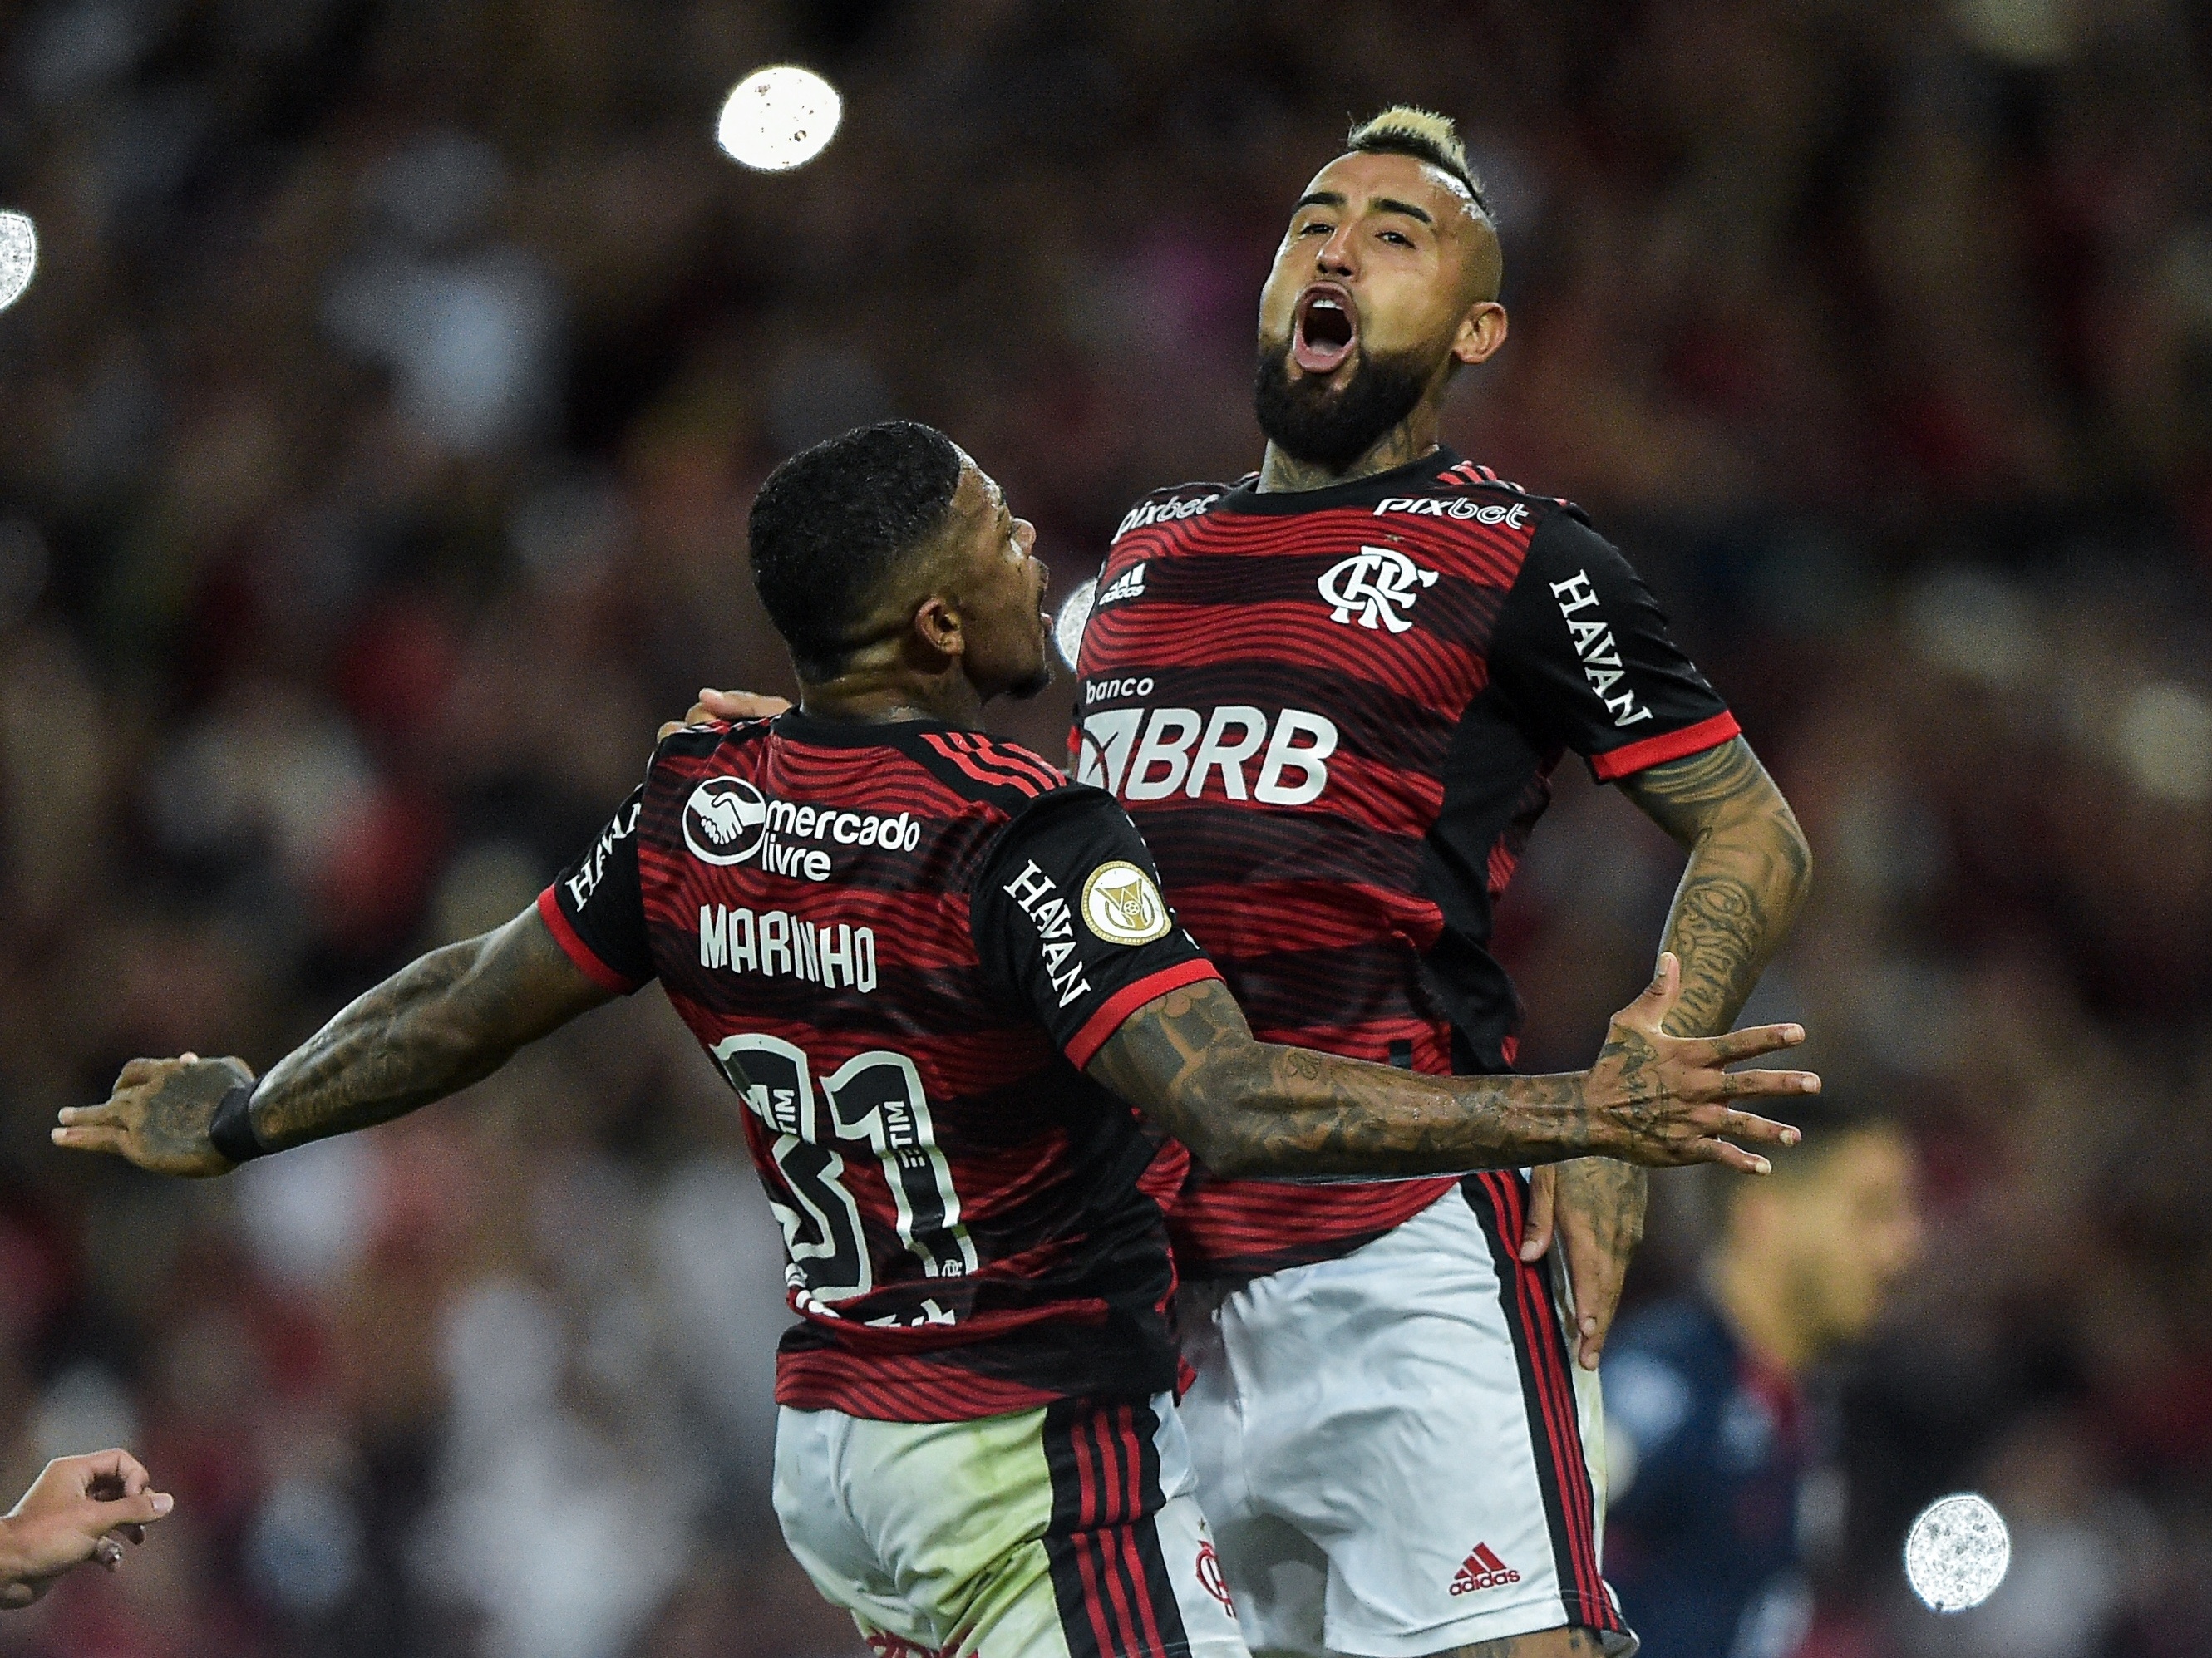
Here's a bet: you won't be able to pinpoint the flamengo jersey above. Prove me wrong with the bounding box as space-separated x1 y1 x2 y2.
1076 449 1739 1276
540 711 1221 1422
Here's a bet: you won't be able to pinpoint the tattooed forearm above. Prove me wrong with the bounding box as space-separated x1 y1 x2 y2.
1090 981 1587 1178
1619 737 1812 1038
248 908 614 1152
1084 975 1805 1180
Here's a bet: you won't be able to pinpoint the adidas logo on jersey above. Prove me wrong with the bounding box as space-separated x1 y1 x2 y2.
1449 1542 1521 1597
1096 562 1147 607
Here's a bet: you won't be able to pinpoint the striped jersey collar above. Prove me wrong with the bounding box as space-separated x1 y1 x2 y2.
1213 446 1462 515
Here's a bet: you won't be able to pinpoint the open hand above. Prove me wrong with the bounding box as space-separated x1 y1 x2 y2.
51 1054 251 1177
1582 953 1813 1172
0 1450 173 1608
656 686 792 742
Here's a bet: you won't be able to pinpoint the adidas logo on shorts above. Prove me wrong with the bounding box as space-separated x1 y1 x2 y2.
1449 1542 1522 1597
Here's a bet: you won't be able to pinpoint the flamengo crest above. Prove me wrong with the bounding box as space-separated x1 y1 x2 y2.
1318 545 1439 633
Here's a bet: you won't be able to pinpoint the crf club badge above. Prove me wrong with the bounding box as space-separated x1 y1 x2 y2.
1195 1539 1236 1616
682 776 769 865
1081 861 1170 944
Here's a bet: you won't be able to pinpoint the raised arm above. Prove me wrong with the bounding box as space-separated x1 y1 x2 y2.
1087 953 1812 1180
52 906 615 1176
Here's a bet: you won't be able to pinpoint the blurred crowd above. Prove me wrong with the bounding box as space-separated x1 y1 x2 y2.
0 0 2209 1653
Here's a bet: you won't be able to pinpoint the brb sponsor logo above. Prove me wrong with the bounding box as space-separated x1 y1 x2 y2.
682 777 921 881
1318 545 1438 633
1076 706 1338 806
1373 495 1530 527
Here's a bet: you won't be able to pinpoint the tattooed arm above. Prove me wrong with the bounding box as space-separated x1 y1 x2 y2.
1088 954 1811 1180
1529 736 1814 1364
1619 736 1812 1035
52 908 616 1176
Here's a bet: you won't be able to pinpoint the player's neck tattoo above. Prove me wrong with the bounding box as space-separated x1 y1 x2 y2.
1256 424 1436 494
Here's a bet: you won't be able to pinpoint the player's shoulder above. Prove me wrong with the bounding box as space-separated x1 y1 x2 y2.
1374 457 1594 534
901 726 1072 814
652 716 774 765
1108 477 1244 546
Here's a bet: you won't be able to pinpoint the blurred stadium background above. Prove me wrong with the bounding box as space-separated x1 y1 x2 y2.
0 1 2209 1653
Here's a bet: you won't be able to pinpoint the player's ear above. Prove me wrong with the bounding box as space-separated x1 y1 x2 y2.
910 593 963 663
1451 301 1507 367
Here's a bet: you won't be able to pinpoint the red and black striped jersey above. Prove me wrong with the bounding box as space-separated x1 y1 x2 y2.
539 711 1220 1422
1074 449 1738 1276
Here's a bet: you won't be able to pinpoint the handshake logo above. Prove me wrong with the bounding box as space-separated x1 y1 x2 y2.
683 777 921 883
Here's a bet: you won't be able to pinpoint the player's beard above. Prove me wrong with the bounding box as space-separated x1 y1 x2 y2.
1253 339 1436 475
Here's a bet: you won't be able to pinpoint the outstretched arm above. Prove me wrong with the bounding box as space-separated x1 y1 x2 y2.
1088 954 1811 1180
52 907 616 1175
1529 736 1815 1364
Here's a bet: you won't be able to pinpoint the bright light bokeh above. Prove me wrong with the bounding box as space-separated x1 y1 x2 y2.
1054 578 1096 671
717 67 842 172
0 211 38 312
1904 1492 2011 1613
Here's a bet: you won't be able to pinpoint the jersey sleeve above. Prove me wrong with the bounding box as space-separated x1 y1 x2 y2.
1489 510 1740 782
535 785 654 994
970 787 1222 1070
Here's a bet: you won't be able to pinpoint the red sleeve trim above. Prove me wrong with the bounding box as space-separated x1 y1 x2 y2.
1065 957 1224 1072
1589 711 1741 782
535 887 644 995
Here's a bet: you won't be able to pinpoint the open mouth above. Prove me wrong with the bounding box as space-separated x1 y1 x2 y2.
1293 284 1357 376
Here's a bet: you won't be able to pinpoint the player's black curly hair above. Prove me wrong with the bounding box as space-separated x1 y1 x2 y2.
749 421 965 681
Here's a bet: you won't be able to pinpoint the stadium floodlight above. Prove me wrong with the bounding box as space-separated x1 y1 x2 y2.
0 212 38 312
1054 578 1096 671
1904 1491 2010 1612
717 66 842 171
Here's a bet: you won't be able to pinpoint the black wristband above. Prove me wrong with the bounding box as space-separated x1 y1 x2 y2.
208 1081 269 1165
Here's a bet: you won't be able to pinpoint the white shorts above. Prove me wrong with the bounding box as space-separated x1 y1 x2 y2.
1178 1175 1633 1658
775 1391 1249 1658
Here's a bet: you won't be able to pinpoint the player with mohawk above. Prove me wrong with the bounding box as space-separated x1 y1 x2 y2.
1067 106 1815 1658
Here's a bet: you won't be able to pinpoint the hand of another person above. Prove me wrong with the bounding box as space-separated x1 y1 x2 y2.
0 1450 173 1607
657 686 793 742
51 1053 251 1177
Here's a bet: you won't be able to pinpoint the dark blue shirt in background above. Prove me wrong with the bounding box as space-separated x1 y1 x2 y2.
1603 1295 1814 1658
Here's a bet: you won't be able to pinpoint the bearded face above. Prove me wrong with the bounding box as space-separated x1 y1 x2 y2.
1252 338 1438 476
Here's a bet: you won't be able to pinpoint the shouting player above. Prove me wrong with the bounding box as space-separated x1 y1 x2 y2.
57 425 1811 1658
1068 110 1816 1658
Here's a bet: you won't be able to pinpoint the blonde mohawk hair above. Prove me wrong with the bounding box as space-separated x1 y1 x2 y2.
1347 106 1489 218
